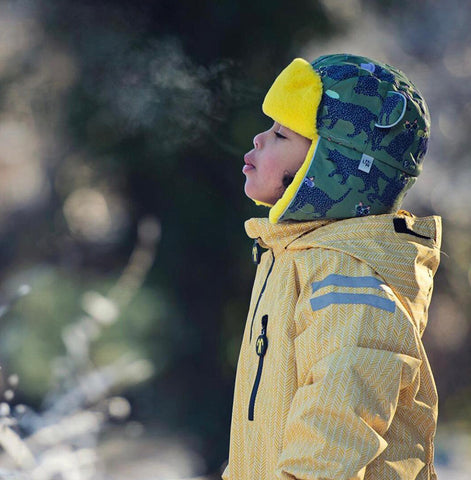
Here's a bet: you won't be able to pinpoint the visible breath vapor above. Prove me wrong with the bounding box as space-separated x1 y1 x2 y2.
82 36 234 151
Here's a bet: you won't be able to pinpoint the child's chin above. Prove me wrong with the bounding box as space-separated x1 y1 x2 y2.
244 183 275 206
244 183 255 200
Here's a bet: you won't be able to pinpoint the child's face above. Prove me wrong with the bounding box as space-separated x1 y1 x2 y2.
243 122 311 205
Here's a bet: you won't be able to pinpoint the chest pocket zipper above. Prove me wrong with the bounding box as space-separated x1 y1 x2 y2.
249 248 275 342
248 314 268 421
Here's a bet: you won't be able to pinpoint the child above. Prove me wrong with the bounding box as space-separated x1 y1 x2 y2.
223 54 440 480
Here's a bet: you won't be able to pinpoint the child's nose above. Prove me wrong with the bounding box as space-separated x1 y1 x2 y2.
253 132 263 149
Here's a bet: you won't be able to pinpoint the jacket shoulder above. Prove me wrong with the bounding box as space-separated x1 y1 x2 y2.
293 247 420 352
292 243 378 285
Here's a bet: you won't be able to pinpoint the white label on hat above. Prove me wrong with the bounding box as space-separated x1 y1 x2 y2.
358 154 374 173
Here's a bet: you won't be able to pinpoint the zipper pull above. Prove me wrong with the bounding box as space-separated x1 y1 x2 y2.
249 314 269 421
252 239 263 265
255 315 268 357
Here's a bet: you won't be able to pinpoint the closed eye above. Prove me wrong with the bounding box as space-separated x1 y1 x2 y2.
274 131 286 139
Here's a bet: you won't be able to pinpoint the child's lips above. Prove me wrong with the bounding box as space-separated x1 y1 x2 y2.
243 154 255 173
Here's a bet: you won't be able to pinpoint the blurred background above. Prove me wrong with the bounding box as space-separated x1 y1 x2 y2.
0 0 469 478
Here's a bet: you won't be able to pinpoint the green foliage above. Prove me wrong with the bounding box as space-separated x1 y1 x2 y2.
2 267 172 401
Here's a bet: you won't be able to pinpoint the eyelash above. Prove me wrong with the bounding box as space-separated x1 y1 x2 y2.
274 131 286 139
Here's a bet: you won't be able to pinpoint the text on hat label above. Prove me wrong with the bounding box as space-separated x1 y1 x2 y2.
358 153 374 173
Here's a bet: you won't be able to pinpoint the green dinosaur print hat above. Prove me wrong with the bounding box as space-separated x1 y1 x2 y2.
261 54 430 223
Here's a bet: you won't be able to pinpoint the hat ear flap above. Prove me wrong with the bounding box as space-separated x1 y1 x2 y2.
375 91 407 128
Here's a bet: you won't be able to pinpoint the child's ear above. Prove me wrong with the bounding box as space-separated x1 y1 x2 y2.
282 172 295 189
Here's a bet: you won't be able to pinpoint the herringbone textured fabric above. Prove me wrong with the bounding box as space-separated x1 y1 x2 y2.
223 213 441 480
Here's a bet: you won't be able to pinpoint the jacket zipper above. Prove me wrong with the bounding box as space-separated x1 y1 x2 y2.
249 247 275 342
248 314 268 421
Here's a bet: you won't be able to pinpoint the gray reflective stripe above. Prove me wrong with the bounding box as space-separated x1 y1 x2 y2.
312 274 383 294
310 292 396 313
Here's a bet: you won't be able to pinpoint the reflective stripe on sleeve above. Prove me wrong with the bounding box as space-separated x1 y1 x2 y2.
310 292 396 313
311 274 384 293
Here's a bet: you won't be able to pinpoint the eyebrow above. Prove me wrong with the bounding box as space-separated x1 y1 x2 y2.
275 124 288 135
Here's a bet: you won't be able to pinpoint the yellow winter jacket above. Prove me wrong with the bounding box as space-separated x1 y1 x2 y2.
223 212 441 480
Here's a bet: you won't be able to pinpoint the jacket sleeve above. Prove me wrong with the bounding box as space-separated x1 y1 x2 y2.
275 262 423 480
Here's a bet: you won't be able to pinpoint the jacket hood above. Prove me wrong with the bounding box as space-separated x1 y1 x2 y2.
246 212 441 334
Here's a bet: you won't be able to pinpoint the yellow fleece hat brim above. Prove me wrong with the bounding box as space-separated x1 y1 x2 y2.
262 58 322 140
259 58 323 223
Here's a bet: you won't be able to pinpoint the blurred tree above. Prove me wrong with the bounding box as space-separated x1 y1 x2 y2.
0 0 335 473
